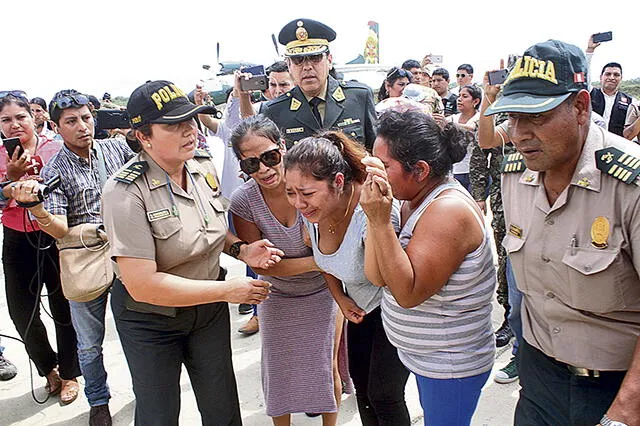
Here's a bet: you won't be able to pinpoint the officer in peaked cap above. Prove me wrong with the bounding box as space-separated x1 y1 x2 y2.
261 18 376 150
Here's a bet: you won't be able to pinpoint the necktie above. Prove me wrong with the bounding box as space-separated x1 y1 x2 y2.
309 97 323 126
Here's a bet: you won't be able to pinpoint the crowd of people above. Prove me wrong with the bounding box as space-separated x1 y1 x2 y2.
0 15 639 426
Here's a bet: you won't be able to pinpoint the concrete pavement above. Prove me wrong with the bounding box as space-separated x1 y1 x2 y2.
0 251 518 426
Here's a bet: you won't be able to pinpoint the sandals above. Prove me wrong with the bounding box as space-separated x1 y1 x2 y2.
45 368 62 395
45 368 79 404
60 379 79 405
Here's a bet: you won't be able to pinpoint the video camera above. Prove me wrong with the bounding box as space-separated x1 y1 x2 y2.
15 174 62 208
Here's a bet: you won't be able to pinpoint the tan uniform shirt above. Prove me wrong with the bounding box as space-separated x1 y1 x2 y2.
102 151 228 313
501 125 640 371
625 101 640 142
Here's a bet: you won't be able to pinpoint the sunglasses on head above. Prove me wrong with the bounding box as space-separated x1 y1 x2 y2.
289 53 325 66
456 73 468 78
51 92 90 110
239 148 282 175
0 90 28 101
388 68 412 80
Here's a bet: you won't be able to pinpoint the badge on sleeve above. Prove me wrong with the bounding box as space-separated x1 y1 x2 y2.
590 216 610 249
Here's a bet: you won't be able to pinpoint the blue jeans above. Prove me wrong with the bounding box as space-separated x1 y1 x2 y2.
506 257 523 355
415 370 491 426
69 290 111 406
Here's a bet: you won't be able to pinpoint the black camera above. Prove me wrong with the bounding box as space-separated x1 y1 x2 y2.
15 174 62 208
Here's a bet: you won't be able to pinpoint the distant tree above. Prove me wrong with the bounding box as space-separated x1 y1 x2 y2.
112 96 128 107
620 78 640 99
591 78 640 99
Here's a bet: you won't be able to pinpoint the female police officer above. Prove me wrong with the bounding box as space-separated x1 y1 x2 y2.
101 80 283 425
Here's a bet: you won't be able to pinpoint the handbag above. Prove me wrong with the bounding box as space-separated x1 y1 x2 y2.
55 141 113 302
56 223 113 302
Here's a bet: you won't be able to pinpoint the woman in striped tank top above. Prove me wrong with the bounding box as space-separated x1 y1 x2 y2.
360 110 496 426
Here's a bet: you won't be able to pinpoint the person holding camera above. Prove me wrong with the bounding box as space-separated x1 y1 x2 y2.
0 91 81 403
101 80 282 425
12 89 134 426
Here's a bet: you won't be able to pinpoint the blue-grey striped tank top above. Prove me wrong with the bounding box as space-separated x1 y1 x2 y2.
381 178 496 379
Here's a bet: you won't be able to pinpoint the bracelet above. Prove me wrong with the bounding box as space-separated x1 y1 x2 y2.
33 212 54 227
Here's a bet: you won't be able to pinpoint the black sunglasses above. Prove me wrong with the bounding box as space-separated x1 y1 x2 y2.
51 92 90 110
239 148 282 174
0 90 28 101
289 53 325 66
456 73 468 78
388 68 412 80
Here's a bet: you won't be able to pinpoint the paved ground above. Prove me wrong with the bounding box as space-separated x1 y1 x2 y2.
0 249 518 426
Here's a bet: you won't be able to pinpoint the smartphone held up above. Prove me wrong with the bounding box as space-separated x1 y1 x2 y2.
2 137 24 158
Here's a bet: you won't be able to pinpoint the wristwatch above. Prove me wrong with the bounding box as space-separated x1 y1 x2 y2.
601 414 628 426
229 241 248 259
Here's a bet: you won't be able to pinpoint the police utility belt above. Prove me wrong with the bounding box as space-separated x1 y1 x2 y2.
56 141 113 302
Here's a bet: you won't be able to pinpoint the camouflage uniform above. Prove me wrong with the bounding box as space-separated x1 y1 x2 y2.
469 114 516 316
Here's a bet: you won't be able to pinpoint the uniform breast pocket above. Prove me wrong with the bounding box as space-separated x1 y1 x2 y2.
150 216 182 240
561 247 624 313
206 196 229 232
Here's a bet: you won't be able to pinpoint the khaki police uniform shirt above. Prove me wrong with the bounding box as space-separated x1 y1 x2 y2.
102 151 228 298
502 125 640 371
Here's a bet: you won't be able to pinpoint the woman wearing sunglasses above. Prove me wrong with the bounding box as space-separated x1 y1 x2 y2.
377 67 412 103
101 81 283 425
228 115 341 425
0 92 80 403
284 131 410 426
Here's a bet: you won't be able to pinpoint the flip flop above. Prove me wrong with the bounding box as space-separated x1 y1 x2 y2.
60 379 79 405
45 369 62 395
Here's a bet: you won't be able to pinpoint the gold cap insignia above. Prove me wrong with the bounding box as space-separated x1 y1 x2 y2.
205 173 219 191
332 87 345 102
290 98 302 111
590 216 610 249
296 21 308 41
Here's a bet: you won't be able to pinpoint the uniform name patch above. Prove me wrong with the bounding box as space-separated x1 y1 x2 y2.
286 127 304 134
147 208 172 222
337 118 361 127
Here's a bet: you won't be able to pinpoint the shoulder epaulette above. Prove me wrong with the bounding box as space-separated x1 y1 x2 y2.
114 161 148 184
596 147 640 185
194 149 211 158
500 152 525 173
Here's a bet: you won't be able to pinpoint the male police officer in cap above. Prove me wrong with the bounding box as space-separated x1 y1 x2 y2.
261 18 376 150
483 39 640 426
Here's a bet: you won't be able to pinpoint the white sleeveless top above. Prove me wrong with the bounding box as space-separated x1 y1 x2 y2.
381 178 496 379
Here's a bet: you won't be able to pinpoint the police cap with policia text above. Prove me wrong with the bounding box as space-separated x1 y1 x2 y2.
484 39 588 116
127 80 216 129
278 19 337 57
